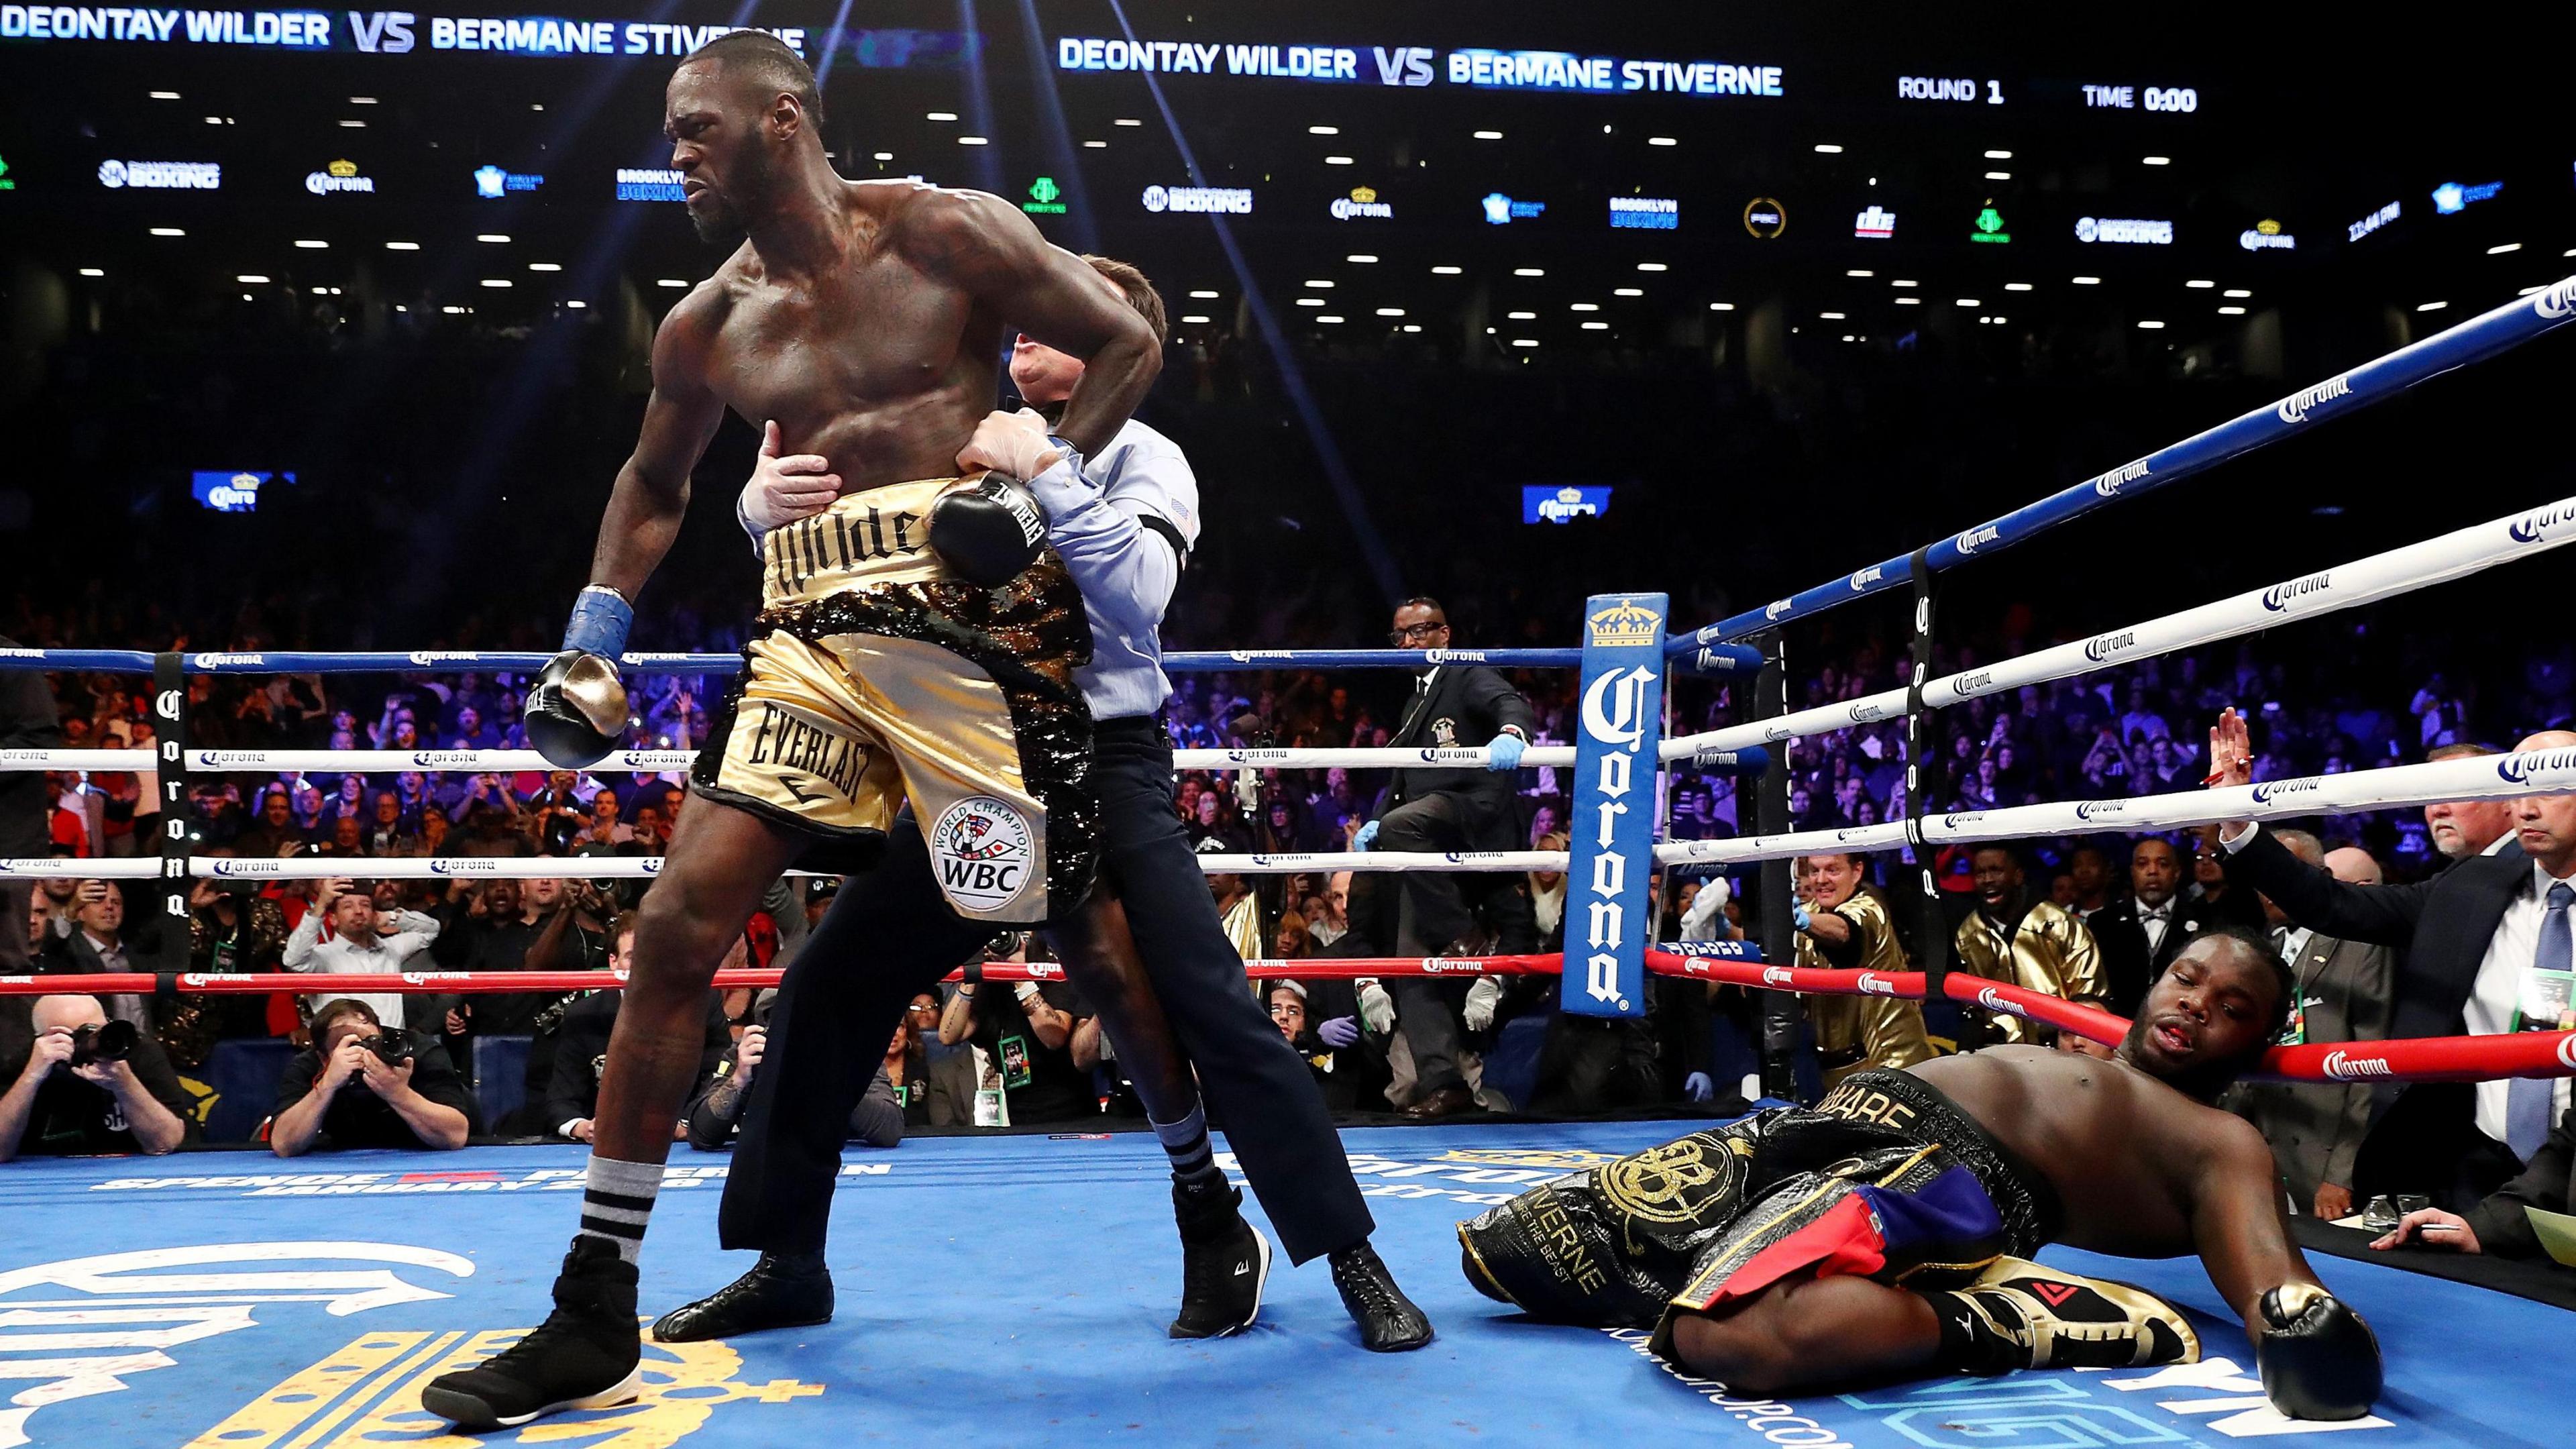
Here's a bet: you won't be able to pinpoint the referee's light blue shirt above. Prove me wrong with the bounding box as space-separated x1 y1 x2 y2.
1023 417 1200 722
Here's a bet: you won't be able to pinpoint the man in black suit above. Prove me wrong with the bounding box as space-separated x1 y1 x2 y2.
544 917 732 1143
2090 837 2255 1016
2372 1098 2576 1263
1354 597 1534 1120
2208 714 2576 1208
0 638 57 974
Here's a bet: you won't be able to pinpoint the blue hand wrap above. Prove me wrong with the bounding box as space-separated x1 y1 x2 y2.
563 586 634 657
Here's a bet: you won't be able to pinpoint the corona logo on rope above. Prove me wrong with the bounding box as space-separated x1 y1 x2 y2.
2083 629 2138 663
2560 1034 2576 1070
1954 523 2001 555
2275 374 2353 423
1848 565 1884 592
405 651 482 665
2499 747 2576 784
1976 986 2012 1013
2534 277 2576 320
1943 811 1986 831
2260 570 2333 612
2074 800 2128 821
1420 958 1490 974
2251 777 2323 804
2322 1049 2394 1081
2089 459 2150 497
1857 973 1895 996
1763 598 1792 621
1226 649 1294 662
190 653 266 667
2508 500 2576 543
1423 648 1493 663
409 751 483 768
1760 966 1793 986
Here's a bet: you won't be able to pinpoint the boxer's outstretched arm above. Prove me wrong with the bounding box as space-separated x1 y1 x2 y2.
905 191 1159 458
2186 1110 2320 1331
586 292 729 599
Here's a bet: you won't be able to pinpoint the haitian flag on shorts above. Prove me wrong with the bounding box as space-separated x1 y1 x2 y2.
1562 592 1666 1019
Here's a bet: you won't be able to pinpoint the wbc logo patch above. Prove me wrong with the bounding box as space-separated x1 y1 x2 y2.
930 796 1037 912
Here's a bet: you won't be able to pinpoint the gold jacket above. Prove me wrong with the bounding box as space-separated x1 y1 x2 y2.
1953 898 2105 1042
1796 888 1934 1087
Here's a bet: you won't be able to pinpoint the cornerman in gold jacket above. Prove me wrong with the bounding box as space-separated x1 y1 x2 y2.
1955 844 2106 1044
1792 853 1935 1088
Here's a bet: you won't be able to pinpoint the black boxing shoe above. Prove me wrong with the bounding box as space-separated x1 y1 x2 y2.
1330 1240 1434 1352
418 1237 642 1431
649 1250 833 1343
1170 1181 1271 1339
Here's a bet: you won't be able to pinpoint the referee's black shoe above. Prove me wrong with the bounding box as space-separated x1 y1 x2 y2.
1331 1240 1435 1352
1170 1180 1271 1338
651 1250 834 1342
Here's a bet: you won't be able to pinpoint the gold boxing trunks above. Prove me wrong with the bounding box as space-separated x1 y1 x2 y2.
692 476 1096 924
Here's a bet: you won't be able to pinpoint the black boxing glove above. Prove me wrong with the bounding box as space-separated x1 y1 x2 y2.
928 472 1048 587
523 649 630 769
2255 1283 2381 1421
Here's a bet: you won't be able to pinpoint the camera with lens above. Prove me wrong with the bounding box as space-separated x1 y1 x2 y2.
68 1020 138 1068
352 1032 415 1067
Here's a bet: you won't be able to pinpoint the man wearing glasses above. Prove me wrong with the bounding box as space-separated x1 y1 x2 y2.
1352 597 1536 1120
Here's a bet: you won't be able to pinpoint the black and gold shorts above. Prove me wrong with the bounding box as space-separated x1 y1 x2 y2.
692 478 1097 925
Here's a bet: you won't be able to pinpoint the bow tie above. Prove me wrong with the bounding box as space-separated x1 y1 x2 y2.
2141 903 2171 921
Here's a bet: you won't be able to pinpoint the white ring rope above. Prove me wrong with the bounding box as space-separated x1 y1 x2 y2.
1659 743 2576 867
0 850 1571 880
1663 493 2576 758
0 744 1580 775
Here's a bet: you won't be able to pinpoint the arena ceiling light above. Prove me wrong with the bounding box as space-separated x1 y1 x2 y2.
1570 303 1600 311
1309 125 1338 135
958 136 988 146
294 239 327 249
2416 300 2448 311
1583 321 1610 329
148 90 179 99
2185 279 2215 288
442 305 466 314
1346 254 1378 263
1636 262 1666 272
2004 282 2032 291
1472 129 1503 140
1955 297 1979 307
1295 297 1325 307
1401 324 1421 333
1984 171 2010 180
1188 289 1220 299
1511 338 1538 347
566 300 588 309
1081 140 1106 148
1648 136 1676 146
1180 313 1211 324
350 96 376 104
1613 286 1643 296
203 115 222 125
1846 269 1874 278
78 267 103 276
476 233 510 243
481 278 511 288
1513 267 1544 276
1507 310 1538 319
1984 149 2012 159
1431 265 1463 274
2072 275 2102 284
1813 143 1844 153
529 262 562 272
386 240 420 250
235 274 269 283
149 227 184 236
1375 307 1404 317
2137 319 2166 329
926 111 958 121
1819 311 1847 319
1894 296 1921 305
656 278 688 288
1114 117 1142 127
2218 306 2247 315
1324 155 1353 165
2487 242 2522 254
340 119 366 128
1707 301 1735 311
1317 315 1344 323
1303 279 1334 288
2223 288 2251 297
2142 155 2171 166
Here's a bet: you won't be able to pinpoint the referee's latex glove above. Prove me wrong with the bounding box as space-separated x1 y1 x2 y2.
1483 732 1527 772
1683 1071 1715 1104
1680 875 1731 941
739 420 842 539
1317 1016 1361 1050
1462 977 1503 1032
1352 820 1381 852
1357 981 1396 1034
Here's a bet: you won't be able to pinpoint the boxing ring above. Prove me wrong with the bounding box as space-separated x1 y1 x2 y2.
1 280 2573 1446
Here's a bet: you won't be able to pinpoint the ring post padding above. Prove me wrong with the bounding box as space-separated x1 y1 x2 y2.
1559 592 1667 1019
1898 543 1955 1038
1750 630 1801 1099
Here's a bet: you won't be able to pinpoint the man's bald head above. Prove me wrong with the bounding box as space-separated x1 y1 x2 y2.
2324 847 2382 884
2273 828 2324 868
679 29 822 125
30 994 106 1034
2508 730 2576 875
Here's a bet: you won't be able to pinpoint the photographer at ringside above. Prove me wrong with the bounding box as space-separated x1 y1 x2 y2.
0 994 191 1161
269 998 475 1157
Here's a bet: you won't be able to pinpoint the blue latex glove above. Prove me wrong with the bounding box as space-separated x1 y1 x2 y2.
1352 820 1380 852
1792 905 1813 933
1483 732 1527 772
1318 1016 1361 1049
1683 1071 1715 1104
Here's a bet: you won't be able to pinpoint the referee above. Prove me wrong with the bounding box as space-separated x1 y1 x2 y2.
658 257 1432 1352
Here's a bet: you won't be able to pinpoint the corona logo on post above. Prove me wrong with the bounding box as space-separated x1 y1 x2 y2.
1565 592 1668 1020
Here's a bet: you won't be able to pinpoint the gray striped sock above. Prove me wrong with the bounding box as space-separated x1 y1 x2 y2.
1152 1106 1224 1191
577 1155 665 1264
